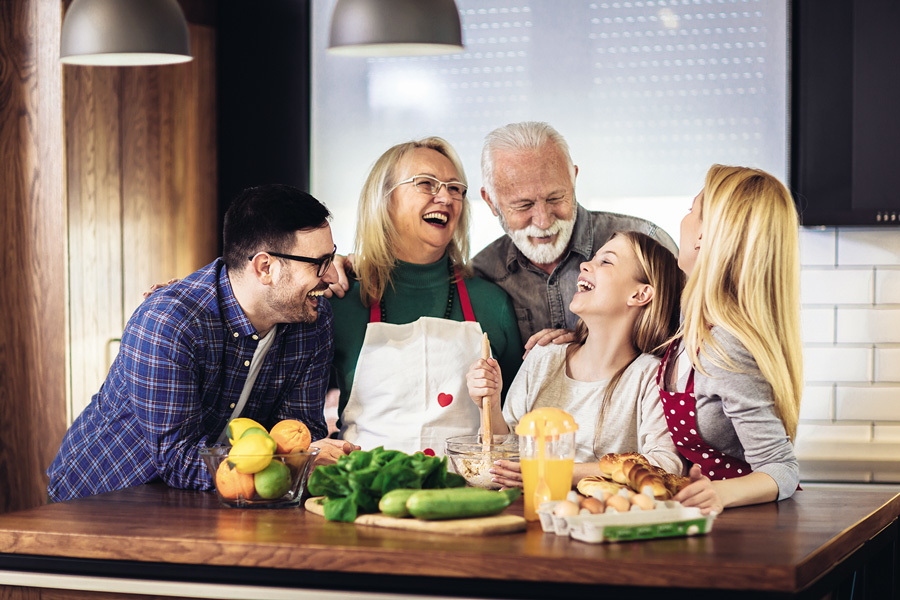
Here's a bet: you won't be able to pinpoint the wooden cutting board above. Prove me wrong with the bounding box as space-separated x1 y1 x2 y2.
304 497 526 535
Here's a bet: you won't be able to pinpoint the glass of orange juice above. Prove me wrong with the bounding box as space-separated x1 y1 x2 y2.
515 408 578 521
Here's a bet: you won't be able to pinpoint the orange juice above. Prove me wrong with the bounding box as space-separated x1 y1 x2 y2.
520 457 574 521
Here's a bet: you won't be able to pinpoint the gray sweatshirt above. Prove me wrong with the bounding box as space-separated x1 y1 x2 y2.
670 327 800 500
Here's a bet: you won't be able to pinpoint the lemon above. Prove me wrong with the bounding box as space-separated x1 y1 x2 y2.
226 417 266 443
227 433 276 474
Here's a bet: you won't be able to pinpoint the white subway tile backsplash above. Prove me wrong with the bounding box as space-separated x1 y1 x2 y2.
836 308 900 344
800 308 834 344
799 228 836 266
876 269 900 304
803 346 873 382
875 348 900 382
836 386 900 420
799 385 833 420
873 425 900 443
793 227 900 477
838 229 900 266
800 463 872 482
800 269 873 305
795 423 872 443
871 470 900 483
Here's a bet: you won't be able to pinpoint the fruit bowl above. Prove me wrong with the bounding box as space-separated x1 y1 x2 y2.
445 434 519 490
200 445 319 508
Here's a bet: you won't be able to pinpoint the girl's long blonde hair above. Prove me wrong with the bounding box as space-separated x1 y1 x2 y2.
353 138 471 306
681 164 803 440
563 232 683 445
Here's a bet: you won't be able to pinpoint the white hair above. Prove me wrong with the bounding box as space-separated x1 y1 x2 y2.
480 121 576 199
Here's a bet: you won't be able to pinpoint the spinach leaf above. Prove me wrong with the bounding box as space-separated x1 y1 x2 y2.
310 447 468 522
322 496 358 522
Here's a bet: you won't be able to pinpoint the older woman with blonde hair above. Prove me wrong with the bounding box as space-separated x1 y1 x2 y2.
659 164 803 514
330 137 522 455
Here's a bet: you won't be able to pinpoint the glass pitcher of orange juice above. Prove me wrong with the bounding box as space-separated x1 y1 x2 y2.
515 407 578 521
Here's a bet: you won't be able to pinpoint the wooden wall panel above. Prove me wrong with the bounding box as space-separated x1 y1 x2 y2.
180 24 218 277
64 67 124 420
66 19 217 419
0 0 67 512
120 21 218 316
0 0 216 514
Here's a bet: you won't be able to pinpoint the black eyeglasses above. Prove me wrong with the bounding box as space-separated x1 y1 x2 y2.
249 244 336 277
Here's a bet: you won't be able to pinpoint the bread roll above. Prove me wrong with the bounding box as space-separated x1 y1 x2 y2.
576 476 626 498
595 453 680 500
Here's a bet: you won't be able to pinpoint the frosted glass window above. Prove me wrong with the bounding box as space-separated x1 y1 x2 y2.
311 0 788 255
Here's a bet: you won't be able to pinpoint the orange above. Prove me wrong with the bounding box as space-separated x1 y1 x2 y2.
269 419 311 454
215 459 255 500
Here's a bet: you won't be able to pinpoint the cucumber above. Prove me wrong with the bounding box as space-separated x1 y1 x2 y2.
406 487 519 520
378 488 418 517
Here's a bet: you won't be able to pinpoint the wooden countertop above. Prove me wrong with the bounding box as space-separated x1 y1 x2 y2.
1 483 898 598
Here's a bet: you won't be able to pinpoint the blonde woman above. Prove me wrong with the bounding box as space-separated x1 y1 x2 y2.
467 231 685 488
330 138 522 455
660 164 802 514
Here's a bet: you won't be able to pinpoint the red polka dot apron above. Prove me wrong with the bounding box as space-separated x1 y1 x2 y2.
340 274 483 457
656 341 752 480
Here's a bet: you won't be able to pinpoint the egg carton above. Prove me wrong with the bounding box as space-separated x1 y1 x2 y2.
537 499 716 543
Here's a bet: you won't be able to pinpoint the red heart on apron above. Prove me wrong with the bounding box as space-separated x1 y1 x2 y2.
437 393 453 407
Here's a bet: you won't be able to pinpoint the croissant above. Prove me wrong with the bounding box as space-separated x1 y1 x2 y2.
621 459 669 499
597 453 684 500
598 452 645 478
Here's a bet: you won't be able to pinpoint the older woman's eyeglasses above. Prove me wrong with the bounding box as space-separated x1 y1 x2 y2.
249 244 337 277
389 175 467 200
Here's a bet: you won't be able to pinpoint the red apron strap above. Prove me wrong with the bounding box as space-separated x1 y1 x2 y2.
455 268 476 322
370 267 474 323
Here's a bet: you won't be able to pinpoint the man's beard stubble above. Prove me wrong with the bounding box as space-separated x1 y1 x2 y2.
269 278 325 324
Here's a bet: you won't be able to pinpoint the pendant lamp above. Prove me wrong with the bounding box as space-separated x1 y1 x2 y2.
328 0 464 57
60 0 192 66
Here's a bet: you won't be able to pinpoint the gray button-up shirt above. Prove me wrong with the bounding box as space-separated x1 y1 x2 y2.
473 204 678 343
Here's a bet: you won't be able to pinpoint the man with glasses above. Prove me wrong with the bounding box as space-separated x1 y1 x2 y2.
473 121 678 350
48 184 357 502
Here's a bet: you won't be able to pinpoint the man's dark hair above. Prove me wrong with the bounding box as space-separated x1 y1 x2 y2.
223 184 331 271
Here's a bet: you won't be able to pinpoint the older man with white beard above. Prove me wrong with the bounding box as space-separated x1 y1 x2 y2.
472 121 678 348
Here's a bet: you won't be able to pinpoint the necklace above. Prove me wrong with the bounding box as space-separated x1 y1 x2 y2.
380 259 455 322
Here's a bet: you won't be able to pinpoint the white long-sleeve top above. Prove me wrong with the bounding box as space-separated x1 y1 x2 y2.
502 344 684 475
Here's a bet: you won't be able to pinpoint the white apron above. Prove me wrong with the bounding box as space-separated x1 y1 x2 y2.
340 276 485 456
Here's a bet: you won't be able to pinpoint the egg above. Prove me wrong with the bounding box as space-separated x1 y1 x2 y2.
631 493 656 511
553 500 580 517
580 497 604 514
605 494 631 513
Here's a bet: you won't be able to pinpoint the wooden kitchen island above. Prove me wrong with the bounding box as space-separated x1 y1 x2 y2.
0 483 897 599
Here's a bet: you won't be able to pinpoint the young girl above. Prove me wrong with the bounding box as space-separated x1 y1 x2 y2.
467 231 685 487
662 164 802 514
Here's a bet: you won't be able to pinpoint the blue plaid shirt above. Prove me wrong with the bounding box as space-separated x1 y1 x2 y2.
48 259 333 502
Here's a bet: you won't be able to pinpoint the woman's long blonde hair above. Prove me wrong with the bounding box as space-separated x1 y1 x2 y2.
681 164 803 440
353 137 471 306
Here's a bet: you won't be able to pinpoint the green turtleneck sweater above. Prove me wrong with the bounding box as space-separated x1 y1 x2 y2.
328 256 523 421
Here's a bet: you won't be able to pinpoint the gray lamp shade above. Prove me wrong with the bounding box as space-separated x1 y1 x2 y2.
329 0 464 56
60 0 192 66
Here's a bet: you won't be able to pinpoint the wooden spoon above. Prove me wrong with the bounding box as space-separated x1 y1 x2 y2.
480 332 493 452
